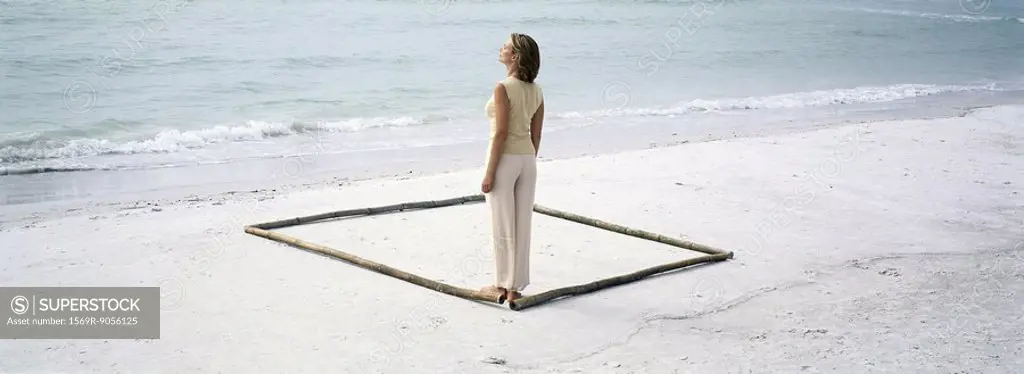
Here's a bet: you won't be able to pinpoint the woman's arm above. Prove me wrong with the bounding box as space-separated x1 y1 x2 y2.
531 100 545 156
485 83 510 178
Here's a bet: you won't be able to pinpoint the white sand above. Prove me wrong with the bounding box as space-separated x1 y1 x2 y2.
1 105 1022 373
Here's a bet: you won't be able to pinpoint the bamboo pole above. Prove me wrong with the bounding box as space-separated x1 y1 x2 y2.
243 225 506 305
251 194 486 230
532 204 734 259
242 195 736 311
509 252 731 311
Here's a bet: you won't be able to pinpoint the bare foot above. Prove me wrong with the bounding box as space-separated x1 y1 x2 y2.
480 285 505 294
505 290 522 302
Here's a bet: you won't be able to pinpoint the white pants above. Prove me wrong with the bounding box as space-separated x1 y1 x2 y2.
485 153 537 292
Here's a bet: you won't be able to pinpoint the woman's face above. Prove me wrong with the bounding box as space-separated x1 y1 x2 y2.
499 36 515 65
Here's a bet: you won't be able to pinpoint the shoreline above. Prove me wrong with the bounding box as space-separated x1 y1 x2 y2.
3 89 1023 230
0 103 1021 373
4 80 1021 176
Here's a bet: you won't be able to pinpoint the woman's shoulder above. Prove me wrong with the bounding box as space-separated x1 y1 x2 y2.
527 80 543 96
500 76 520 85
499 77 542 98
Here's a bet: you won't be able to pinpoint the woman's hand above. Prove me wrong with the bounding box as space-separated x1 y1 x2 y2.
481 174 494 193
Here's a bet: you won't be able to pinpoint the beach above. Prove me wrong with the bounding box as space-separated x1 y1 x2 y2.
2 1 1024 371
1 104 1021 373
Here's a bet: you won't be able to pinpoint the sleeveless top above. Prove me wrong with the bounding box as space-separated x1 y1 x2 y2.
485 76 544 156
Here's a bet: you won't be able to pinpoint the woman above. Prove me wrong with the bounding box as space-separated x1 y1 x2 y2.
480 33 545 303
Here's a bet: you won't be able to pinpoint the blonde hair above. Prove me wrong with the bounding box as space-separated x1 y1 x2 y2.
510 33 541 83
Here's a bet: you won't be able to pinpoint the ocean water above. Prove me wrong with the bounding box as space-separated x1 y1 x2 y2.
1 0 1023 206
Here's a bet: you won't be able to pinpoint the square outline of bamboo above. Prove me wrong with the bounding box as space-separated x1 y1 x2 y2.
242 194 735 311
